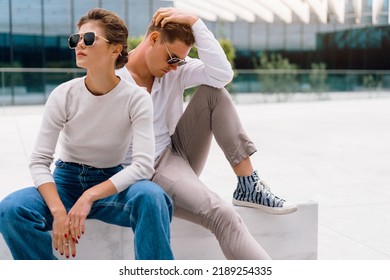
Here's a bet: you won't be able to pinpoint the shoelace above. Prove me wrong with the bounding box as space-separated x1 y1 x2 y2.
254 180 271 192
254 180 285 205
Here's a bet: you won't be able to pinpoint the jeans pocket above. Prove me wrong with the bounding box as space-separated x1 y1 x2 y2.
55 159 65 167
98 165 123 177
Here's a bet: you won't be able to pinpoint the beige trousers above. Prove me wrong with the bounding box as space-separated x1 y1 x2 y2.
152 85 270 260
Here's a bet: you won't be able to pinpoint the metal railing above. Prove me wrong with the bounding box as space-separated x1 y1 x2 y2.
0 68 85 106
232 69 390 93
1 68 390 106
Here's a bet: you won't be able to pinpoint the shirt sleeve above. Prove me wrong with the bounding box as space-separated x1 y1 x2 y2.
29 87 66 188
108 89 155 192
178 18 234 89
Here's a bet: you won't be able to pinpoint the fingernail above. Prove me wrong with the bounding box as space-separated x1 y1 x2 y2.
72 254 76 257
77 235 80 239
72 238 75 242
66 255 69 259
64 234 67 238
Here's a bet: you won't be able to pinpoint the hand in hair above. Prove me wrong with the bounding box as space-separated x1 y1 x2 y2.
153 7 198 27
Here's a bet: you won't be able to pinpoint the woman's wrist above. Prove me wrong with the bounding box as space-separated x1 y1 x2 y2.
51 206 67 217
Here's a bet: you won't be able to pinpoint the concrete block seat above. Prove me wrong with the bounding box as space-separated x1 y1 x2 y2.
0 201 318 260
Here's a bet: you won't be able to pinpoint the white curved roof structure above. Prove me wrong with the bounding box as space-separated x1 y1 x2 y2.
173 0 388 25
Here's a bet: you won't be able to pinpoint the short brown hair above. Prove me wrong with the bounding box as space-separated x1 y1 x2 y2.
77 8 128 69
147 20 195 46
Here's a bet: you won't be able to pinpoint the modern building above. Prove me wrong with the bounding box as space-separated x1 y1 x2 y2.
1 0 389 69
0 0 171 68
179 0 390 69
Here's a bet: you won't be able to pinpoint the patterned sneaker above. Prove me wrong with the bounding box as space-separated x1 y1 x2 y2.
232 171 297 215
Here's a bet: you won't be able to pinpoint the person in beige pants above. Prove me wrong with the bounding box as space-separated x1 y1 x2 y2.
116 7 297 259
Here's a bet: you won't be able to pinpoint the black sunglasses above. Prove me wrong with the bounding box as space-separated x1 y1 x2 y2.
68 32 110 49
160 35 187 66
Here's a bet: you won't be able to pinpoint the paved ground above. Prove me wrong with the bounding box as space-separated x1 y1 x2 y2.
1 96 390 260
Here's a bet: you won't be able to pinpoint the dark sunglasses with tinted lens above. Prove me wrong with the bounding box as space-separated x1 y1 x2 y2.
161 35 187 66
167 56 187 66
68 32 109 49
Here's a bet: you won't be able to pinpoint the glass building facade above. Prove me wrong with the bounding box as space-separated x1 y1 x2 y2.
0 0 389 69
1 0 390 105
0 0 172 67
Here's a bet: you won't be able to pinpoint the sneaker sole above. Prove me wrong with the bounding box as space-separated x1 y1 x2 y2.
232 199 298 215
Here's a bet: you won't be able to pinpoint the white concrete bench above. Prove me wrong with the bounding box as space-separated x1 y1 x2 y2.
0 200 318 260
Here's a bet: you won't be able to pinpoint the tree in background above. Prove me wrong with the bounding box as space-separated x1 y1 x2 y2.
128 36 143 52
309 62 328 93
254 53 299 94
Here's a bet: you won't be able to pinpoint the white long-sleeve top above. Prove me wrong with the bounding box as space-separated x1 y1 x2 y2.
117 19 234 166
29 77 155 193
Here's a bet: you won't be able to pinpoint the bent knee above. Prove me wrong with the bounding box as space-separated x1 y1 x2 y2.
132 181 173 209
0 188 45 223
0 195 22 230
207 201 245 229
195 85 231 108
0 193 20 216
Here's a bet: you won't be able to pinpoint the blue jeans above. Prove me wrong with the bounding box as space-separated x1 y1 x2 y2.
0 160 174 260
